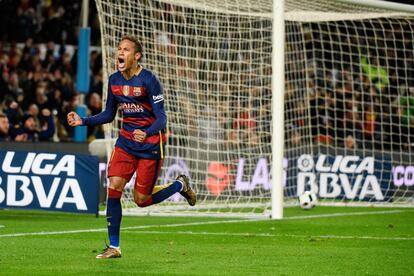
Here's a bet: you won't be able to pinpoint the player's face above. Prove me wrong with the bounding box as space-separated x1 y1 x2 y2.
117 39 141 72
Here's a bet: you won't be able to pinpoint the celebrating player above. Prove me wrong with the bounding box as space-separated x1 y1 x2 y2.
67 36 196 259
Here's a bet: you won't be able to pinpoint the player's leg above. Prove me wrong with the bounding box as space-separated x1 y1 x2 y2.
133 158 167 207
133 159 196 207
96 147 136 259
96 176 125 259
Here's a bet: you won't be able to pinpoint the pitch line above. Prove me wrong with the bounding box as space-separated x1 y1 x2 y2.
284 209 403 220
122 230 414 241
0 209 404 238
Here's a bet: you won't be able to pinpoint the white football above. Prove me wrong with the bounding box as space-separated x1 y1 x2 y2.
299 191 317 210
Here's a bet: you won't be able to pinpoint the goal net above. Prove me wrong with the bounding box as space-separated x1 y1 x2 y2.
94 0 414 217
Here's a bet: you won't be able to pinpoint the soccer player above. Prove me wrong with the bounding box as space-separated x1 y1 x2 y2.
67 36 196 259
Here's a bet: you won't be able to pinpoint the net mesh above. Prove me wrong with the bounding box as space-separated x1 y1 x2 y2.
94 0 414 217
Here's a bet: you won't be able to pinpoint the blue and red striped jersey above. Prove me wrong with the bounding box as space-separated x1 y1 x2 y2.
81 68 167 159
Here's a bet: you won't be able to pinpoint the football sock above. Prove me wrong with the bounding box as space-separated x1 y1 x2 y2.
152 180 183 204
107 188 122 248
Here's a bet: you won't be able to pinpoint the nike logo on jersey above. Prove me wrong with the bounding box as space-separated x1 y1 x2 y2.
152 94 164 103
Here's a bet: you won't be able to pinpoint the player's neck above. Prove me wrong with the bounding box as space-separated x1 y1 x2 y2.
121 65 142 80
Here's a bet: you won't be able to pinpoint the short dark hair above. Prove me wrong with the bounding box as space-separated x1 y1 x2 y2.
120 35 143 62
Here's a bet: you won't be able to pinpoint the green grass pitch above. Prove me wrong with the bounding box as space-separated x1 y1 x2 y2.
0 206 413 275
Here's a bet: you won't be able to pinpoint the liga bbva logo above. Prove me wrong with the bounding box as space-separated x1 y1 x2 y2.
297 154 384 200
0 151 87 210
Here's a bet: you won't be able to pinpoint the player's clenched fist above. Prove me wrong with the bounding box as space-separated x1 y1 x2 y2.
67 112 82 126
133 129 147 142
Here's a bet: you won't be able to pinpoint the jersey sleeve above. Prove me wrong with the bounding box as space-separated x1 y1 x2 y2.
144 73 167 136
82 76 118 126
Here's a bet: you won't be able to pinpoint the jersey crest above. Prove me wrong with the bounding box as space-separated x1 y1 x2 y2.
133 87 141 96
123 85 129 96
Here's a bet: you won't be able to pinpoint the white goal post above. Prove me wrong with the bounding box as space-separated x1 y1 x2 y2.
93 0 414 218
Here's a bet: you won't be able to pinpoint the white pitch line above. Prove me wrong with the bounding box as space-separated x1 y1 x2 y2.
0 225 4 228
122 230 414 241
0 209 405 238
284 209 403 220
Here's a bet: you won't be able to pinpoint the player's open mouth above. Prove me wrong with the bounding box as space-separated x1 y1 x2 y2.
118 58 125 69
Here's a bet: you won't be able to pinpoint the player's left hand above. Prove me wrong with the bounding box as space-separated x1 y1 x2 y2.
133 129 147 142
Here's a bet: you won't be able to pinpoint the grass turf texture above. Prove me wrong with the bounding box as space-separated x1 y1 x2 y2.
0 207 413 275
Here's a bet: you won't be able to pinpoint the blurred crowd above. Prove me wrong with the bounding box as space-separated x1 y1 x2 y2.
286 20 414 152
0 0 103 142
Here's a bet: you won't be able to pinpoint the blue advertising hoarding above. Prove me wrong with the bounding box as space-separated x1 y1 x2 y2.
0 150 99 215
292 154 393 201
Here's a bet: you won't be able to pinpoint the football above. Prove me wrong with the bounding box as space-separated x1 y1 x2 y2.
299 191 317 210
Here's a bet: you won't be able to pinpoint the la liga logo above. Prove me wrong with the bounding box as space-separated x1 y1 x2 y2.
297 154 384 201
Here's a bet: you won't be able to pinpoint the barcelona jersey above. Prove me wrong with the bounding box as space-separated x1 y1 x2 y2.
82 68 167 159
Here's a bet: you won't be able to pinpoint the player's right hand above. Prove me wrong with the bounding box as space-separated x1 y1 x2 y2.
67 112 82 127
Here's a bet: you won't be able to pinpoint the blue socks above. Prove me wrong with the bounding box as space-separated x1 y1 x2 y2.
152 180 183 204
107 189 122 248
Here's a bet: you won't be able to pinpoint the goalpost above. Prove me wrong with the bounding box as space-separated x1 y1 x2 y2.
94 0 414 218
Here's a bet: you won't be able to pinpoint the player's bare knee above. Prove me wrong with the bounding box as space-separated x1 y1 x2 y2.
109 176 127 192
134 193 150 207
135 198 149 208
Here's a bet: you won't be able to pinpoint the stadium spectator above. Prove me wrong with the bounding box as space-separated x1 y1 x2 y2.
227 90 260 148
361 56 390 92
16 7 37 42
0 114 10 141
310 88 334 145
230 110 259 145
363 104 377 140
27 103 40 127
3 97 24 126
197 102 226 145
399 86 414 126
86 92 104 140
10 109 55 142
344 135 357 149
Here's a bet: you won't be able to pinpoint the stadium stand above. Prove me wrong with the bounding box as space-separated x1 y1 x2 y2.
0 0 103 142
